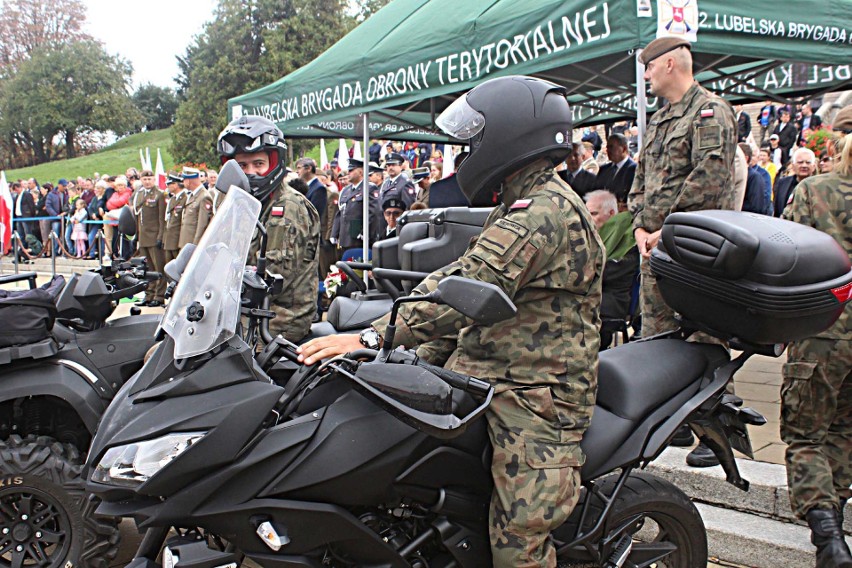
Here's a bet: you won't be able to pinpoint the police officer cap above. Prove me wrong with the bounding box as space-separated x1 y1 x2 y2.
182 167 201 180
382 194 407 211
385 152 405 165
368 161 384 174
348 158 365 171
411 168 430 181
833 105 852 134
639 36 691 65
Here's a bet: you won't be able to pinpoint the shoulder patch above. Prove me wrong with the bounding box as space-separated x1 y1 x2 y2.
271 206 284 217
510 199 532 210
697 125 723 150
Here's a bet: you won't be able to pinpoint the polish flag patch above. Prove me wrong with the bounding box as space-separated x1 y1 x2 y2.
204 203 212 210
510 199 532 210
271 206 284 217
700 108 715 118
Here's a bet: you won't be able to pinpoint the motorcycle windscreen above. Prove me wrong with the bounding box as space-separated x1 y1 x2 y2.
160 185 261 359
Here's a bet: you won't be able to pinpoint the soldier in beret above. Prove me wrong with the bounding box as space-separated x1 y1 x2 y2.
627 37 738 467
131 169 166 306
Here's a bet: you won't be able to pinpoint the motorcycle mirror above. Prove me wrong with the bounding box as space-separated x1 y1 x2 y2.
164 244 196 283
433 276 516 325
117 206 136 237
215 159 251 195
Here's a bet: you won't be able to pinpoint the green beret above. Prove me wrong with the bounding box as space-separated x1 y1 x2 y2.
833 105 852 134
639 36 692 65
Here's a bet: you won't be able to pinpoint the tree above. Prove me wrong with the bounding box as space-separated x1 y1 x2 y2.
0 40 143 163
133 84 179 131
0 0 90 74
171 0 353 165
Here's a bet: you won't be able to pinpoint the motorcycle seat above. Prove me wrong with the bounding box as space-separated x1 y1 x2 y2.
327 296 393 332
596 339 728 422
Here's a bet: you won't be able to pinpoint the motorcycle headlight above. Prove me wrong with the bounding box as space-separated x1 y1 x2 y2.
92 432 206 488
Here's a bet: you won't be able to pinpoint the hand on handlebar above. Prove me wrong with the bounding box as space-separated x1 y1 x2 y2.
297 334 363 365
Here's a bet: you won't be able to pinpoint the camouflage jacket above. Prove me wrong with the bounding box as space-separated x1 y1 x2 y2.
782 171 851 340
628 82 738 232
372 161 605 430
251 183 320 343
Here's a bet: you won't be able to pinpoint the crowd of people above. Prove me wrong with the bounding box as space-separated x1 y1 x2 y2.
1 32 850 567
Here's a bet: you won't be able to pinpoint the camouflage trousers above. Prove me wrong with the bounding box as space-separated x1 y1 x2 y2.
137 245 166 302
781 337 852 518
486 387 586 567
639 261 677 338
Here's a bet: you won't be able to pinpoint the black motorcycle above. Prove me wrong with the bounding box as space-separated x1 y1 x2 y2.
84 174 790 568
0 210 161 567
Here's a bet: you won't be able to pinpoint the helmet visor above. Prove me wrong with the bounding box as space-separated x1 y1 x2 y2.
436 96 485 140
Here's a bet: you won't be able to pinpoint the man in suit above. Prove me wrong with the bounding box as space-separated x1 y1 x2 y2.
177 167 213 248
773 147 816 217
296 158 327 230
11 181 36 239
796 103 822 145
558 142 596 199
773 109 798 168
429 151 470 208
736 104 751 143
593 134 637 204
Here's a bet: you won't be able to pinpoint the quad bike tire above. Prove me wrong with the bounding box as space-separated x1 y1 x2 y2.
556 471 707 568
0 435 120 568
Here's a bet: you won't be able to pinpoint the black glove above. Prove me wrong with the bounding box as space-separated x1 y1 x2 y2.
156 240 163 249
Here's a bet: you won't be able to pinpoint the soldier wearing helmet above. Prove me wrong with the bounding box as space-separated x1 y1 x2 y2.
297 76 604 566
217 115 320 343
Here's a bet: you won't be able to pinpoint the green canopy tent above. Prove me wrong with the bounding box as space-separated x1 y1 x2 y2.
230 0 851 260
230 0 851 138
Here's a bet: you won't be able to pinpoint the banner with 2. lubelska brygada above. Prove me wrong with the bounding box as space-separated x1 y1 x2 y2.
229 0 851 139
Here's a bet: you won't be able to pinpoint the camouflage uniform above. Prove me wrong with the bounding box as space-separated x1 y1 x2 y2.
251 182 320 343
780 171 851 518
372 161 604 567
628 82 738 336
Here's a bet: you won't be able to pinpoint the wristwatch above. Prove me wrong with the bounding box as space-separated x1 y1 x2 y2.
359 327 382 350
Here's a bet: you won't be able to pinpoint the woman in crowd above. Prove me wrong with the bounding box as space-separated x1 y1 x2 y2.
36 183 52 256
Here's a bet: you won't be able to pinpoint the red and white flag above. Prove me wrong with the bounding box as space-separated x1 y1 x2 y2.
0 171 12 255
320 139 329 170
155 148 167 190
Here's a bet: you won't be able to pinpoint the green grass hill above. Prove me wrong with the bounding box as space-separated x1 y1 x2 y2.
5 129 175 183
4 128 354 185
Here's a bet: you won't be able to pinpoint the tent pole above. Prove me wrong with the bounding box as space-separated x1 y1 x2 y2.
362 112 370 289
636 50 647 150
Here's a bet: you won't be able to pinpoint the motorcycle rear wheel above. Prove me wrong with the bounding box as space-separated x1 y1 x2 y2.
559 471 707 568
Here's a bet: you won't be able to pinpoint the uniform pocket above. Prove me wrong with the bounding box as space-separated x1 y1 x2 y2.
780 361 818 434
782 361 817 380
525 436 585 469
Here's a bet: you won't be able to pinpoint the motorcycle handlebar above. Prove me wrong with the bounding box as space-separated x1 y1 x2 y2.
385 351 491 397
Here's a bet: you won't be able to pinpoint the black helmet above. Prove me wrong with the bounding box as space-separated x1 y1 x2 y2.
437 76 572 206
217 115 288 204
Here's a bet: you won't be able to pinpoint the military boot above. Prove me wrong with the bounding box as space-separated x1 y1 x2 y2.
806 508 852 568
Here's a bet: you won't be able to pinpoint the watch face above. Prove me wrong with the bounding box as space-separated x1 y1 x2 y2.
360 329 380 349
